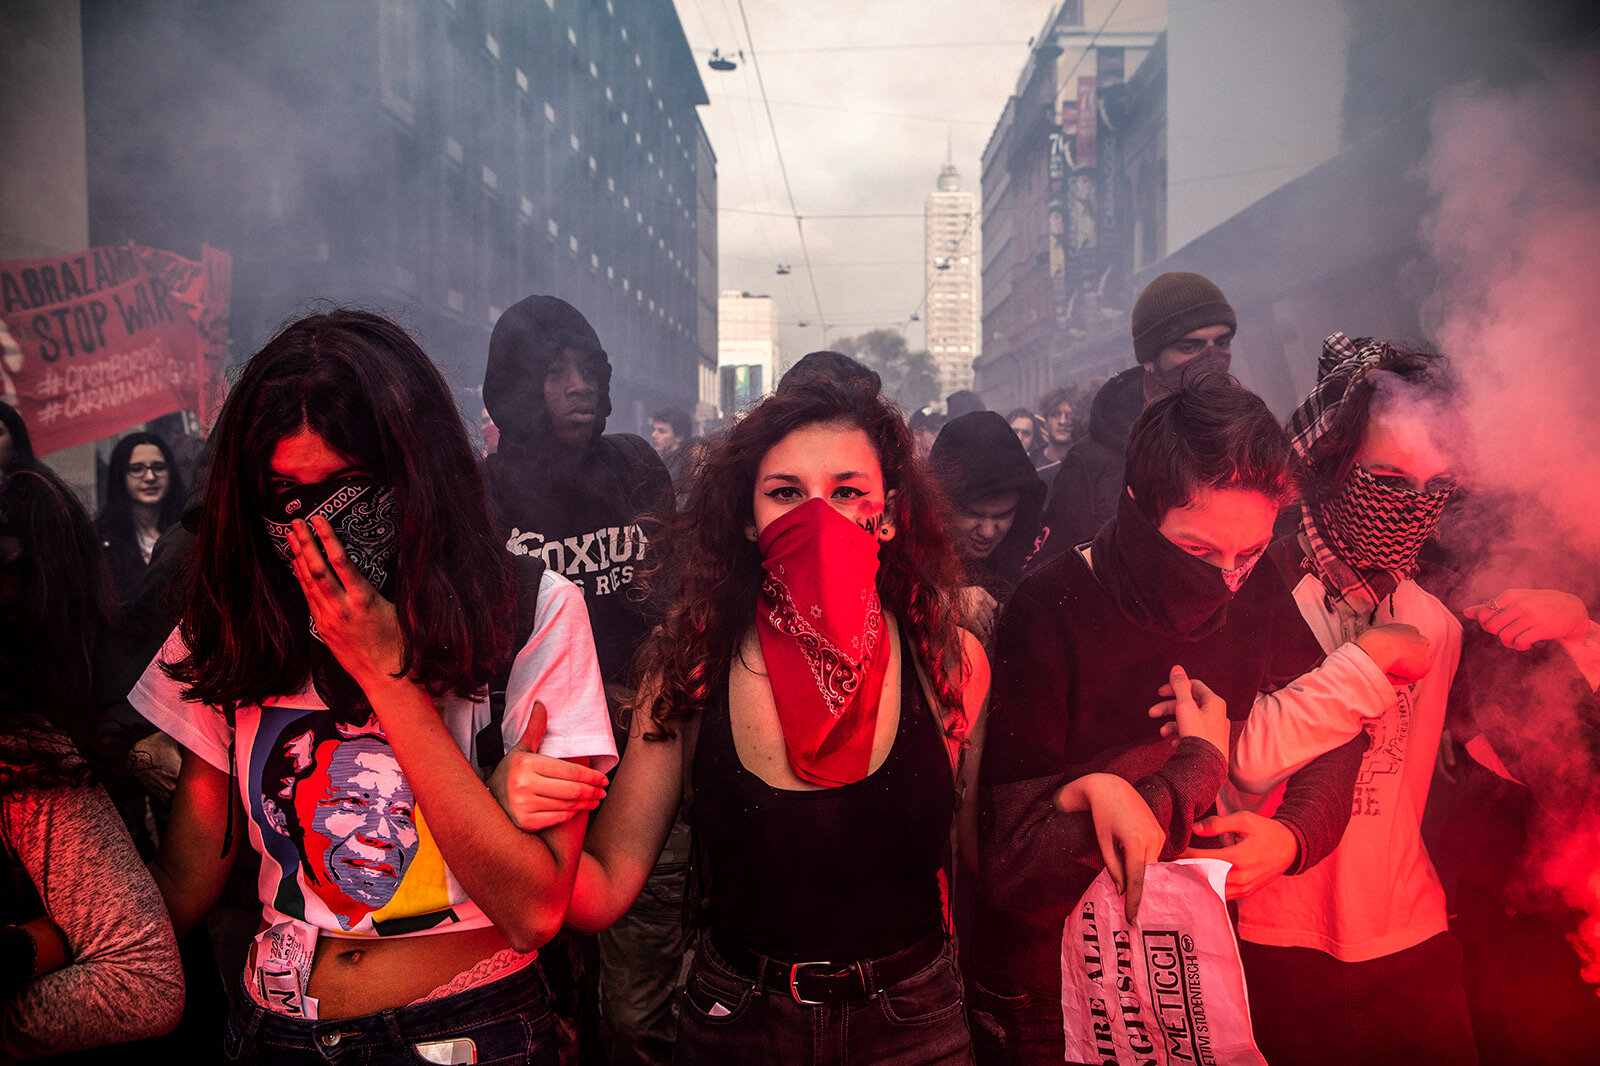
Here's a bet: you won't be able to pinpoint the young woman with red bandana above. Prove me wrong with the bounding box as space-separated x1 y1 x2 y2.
494 373 990 1063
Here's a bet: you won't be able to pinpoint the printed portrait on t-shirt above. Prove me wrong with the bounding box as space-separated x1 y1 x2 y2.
255 708 458 935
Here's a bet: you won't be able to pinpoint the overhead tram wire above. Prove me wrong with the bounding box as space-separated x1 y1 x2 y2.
751 40 1027 55
703 91 994 128
736 0 827 338
718 208 924 219
694 0 793 289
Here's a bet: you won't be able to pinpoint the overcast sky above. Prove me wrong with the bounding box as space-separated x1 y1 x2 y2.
675 0 1082 360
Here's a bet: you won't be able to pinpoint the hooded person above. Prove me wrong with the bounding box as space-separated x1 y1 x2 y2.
929 412 1045 643
484 295 673 687
484 295 682 1066
1030 272 1237 567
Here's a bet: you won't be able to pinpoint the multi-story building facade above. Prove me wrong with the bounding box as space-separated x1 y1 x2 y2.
82 0 715 433
716 289 779 415
923 164 981 400
975 0 1162 411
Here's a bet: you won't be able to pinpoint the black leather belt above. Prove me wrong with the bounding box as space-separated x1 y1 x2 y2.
709 929 945 1005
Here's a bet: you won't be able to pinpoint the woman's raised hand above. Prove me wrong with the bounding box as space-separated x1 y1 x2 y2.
288 514 405 685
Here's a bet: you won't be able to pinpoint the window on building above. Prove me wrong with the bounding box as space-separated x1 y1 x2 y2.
378 0 419 124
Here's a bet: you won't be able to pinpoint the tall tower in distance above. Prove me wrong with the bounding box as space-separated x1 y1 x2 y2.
924 161 981 402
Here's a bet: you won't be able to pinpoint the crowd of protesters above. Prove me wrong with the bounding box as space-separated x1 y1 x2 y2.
1 271 1596 1065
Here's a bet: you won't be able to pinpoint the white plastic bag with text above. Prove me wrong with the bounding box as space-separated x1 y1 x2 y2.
1060 858 1265 1066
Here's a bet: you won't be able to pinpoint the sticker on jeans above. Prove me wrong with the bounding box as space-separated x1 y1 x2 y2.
253 920 320 1019
415 1038 478 1064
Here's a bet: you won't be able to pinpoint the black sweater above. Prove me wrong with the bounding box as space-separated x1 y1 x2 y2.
971 545 1366 996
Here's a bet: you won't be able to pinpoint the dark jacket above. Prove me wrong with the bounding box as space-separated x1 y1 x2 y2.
929 412 1046 604
1029 364 1145 568
972 532 1365 998
483 295 673 685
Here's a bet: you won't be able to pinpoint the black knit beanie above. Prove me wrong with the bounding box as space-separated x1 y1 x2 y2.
1131 272 1237 364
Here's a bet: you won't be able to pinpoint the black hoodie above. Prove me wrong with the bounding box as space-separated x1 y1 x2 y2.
1028 364 1145 569
929 411 1047 604
484 295 673 684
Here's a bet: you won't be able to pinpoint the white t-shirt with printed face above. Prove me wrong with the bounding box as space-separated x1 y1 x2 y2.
132 569 617 940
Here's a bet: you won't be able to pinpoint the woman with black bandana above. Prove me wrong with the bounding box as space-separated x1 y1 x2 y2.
968 374 1401 1066
127 311 616 1063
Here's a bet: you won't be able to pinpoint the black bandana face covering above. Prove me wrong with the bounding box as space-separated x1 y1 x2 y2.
1092 492 1241 641
262 479 399 595
1318 464 1453 575
1143 349 1232 407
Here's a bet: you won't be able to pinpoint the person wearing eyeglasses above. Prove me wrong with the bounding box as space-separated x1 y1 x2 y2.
1030 272 1238 569
98 431 185 604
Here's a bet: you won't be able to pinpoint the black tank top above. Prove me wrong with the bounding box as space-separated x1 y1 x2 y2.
693 636 954 962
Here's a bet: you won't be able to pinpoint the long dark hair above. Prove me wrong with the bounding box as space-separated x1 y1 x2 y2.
635 374 970 738
98 430 185 546
165 310 515 714
0 402 34 466
0 463 115 794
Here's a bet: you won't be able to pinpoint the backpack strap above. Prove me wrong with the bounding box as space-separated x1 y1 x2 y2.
477 554 547 770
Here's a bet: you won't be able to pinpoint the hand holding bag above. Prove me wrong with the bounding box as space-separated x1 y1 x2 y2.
1060 858 1266 1066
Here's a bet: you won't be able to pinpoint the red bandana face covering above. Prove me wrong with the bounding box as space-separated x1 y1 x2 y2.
755 496 890 786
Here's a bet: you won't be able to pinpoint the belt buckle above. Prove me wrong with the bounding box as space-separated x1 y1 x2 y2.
789 960 854 1005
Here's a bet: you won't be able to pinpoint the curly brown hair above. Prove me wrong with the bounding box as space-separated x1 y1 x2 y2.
634 374 970 739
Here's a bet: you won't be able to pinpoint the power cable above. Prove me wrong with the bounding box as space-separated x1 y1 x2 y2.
735 0 827 336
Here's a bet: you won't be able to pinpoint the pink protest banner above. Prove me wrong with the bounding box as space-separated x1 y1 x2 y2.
0 243 231 454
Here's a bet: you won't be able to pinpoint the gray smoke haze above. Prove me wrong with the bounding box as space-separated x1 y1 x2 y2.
1420 47 1600 598
1418 46 1600 989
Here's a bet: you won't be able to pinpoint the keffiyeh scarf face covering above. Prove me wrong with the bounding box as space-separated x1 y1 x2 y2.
1318 463 1453 574
263 479 400 623
755 496 890 786
1092 490 1242 641
1287 332 1452 614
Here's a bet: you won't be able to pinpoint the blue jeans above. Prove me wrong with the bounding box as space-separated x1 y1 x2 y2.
674 934 973 1066
223 960 559 1065
966 978 1065 1066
